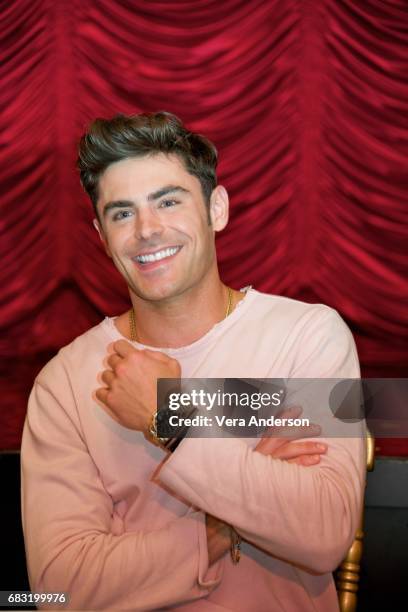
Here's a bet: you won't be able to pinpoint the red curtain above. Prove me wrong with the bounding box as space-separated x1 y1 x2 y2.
1 0 407 454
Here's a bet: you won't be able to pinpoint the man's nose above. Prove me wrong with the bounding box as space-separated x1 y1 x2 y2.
135 208 164 240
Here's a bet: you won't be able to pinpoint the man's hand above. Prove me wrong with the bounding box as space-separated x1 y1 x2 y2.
96 340 181 435
255 406 327 466
207 409 327 566
206 513 232 566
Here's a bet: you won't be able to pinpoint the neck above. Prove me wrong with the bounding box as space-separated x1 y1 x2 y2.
133 279 228 348
117 273 244 348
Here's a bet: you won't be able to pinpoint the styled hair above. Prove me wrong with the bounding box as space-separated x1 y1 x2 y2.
77 111 218 215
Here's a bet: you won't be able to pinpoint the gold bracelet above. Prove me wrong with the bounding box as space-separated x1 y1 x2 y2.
230 527 241 564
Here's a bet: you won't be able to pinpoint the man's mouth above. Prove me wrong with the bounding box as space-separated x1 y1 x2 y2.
134 246 182 265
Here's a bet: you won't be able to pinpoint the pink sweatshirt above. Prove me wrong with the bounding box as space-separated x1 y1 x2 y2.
21 289 366 611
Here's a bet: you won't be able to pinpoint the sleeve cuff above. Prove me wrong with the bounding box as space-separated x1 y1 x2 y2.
193 510 225 589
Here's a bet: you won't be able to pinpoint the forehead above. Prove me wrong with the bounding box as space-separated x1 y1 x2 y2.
97 153 199 203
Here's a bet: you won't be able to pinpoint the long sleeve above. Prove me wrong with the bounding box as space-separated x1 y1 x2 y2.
159 308 366 574
21 360 221 611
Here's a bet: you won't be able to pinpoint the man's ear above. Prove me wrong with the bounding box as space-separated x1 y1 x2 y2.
93 218 112 258
209 185 229 231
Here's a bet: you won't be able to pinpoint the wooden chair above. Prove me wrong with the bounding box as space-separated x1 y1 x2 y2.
336 431 375 612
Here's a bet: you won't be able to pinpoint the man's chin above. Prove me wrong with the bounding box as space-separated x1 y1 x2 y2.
128 282 183 303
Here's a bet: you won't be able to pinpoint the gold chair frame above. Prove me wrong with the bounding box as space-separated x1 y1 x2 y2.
336 431 375 612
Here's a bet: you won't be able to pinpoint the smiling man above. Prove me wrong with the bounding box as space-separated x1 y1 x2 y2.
21 112 366 611
94 151 232 345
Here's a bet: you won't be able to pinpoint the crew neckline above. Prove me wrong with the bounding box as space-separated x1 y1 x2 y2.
102 287 257 356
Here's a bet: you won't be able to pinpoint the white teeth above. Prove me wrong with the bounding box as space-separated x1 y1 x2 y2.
136 246 180 263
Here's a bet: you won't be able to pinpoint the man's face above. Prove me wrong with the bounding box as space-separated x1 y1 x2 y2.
95 153 228 302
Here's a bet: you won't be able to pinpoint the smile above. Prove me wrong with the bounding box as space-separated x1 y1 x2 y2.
135 246 182 264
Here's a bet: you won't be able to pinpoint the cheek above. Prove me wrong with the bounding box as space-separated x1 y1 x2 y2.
173 213 209 239
106 227 134 252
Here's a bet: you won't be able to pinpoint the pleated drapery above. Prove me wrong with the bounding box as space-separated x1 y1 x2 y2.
0 0 407 453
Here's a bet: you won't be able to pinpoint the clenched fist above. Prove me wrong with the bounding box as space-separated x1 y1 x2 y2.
96 340 181 435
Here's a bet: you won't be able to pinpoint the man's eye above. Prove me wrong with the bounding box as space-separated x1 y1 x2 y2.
112 210 133 221
159 199 178 208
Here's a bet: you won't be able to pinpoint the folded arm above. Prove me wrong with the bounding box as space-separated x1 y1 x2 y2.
159 308 367 574
21 376 221 611
160 433 365 573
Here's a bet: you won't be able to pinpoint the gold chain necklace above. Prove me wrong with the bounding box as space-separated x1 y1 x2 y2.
129 286 233 342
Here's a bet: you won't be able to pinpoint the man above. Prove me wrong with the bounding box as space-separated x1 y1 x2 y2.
21 112 365 611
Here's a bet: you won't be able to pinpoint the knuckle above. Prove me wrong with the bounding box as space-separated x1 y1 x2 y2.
102 374 110 386
129 352 139 365
166 357 180 374
115 362 126 376
108 356 117 369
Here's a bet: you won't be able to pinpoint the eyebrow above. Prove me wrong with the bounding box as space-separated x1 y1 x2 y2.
102 185 190 217
147 185 190 201
102 200 134 217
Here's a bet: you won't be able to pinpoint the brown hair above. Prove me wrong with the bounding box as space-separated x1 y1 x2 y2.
77 111 218 215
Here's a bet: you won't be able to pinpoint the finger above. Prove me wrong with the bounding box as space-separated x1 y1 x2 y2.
288 454 321 466
256 428 320 458
273 441 327 460
101 369 115 386
255 434 323 455
107 354 122 370
258 407 307 438
113 339 138 357
96 387 109 406
255 437 280 454
95 389 120 422
276 405 303 419
261 422 321 442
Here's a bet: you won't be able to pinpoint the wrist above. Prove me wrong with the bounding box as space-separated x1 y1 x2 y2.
148 404 197 452
229 527 242 564
147 411 167 447
206 514 231 566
